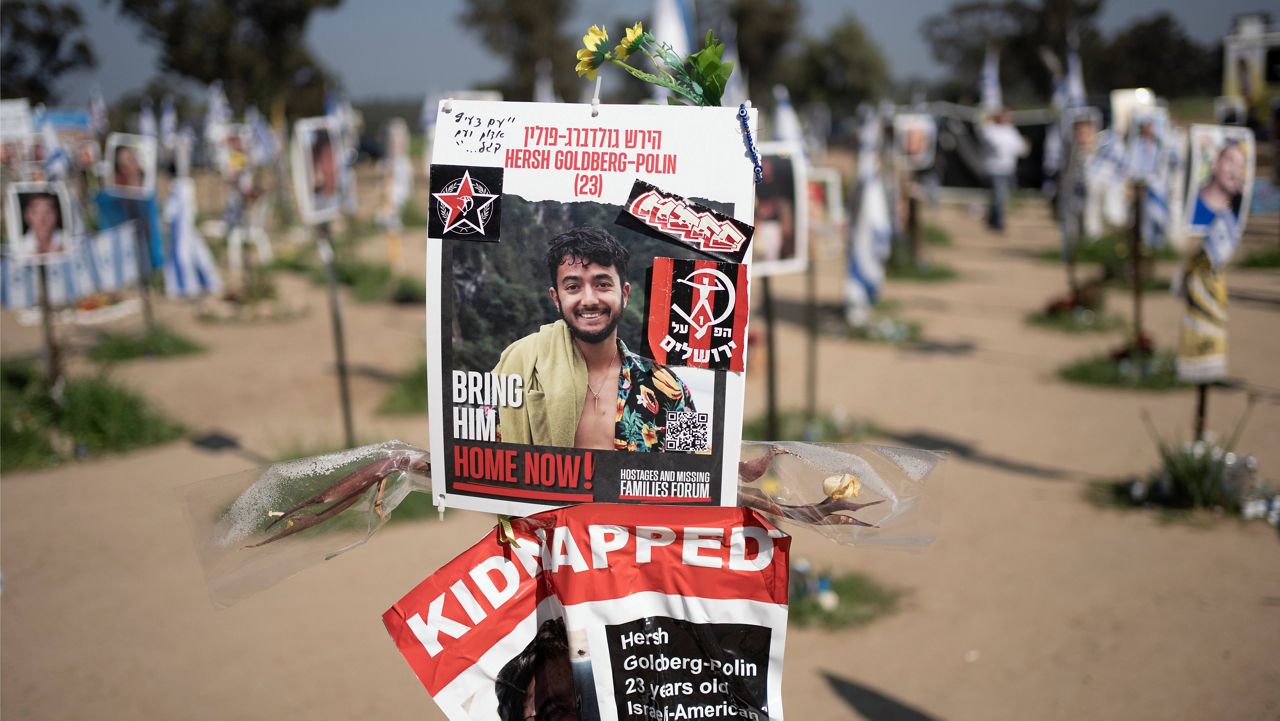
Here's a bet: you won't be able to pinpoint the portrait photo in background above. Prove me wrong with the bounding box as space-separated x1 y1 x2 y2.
751 141 808 277
103 133 157 199
1184 124 1256 236
4 181 72 261
893 113 938 170
291 116 343 225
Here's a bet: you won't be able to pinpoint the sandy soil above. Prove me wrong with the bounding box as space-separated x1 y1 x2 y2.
2 190 1279 721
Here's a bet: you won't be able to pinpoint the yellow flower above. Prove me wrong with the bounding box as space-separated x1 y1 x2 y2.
575 24 610 79
614 22 645 61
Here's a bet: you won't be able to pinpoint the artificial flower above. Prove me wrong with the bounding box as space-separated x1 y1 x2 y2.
614 22 646 61
575 24 610 79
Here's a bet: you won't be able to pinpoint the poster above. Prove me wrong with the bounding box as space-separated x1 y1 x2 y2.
751 142 807 277
892 113 937 170
806 167 844 260
383 504 789 721
425 100 757 517
1 222 139 309
290 116 343 225
1182 124 1255 240
103 133 158 199
4 181 73 261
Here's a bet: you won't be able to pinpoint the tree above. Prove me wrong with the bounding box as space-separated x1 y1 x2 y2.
107 0 341 117
1101 13 1216 98
458 0 581 102
0 1 96 103
730 0 803 104
920 0 1104 105
787 15 889 117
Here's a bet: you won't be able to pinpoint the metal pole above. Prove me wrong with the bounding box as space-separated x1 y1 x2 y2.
804 232 818 431
1130 182 1145 352
125 200 155 335
762 275 779 440
1194 383 1208 441
318 223 356 448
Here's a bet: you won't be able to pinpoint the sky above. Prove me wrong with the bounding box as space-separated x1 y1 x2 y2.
58 0 1274 106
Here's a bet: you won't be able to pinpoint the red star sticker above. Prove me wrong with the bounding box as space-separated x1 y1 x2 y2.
432 170 498 234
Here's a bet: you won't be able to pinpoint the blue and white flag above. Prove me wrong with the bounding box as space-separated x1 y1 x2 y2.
772 85 805 149
204 82 231 149
82 223 140 294
1064 30 1086 108
845 109 892 327
720 25 749 108
534 59 559 104
89 86 109 136
139 98 157 139
160 95 178 153
651 0 693 102
40 122 71 180
245 107 278 167
163 177 223 298
1 225 139 309
980 45 1002 113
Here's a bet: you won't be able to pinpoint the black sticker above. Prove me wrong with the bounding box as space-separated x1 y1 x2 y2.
429 164 503 242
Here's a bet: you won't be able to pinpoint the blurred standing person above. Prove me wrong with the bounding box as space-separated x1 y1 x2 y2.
981 108 1027 233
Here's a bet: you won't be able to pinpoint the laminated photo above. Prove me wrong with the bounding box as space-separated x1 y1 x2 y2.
290 116 344 225
103 132 158 199
892 113 937 170
383 504 789 721
425 100 757 516
751 142 807 277
4 181 73 262
1183 124 1255 237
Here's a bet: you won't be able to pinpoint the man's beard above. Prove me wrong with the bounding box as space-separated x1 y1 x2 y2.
561 304 622 345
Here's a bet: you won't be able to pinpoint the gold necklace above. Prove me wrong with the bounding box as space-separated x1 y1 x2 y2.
586 357 618 413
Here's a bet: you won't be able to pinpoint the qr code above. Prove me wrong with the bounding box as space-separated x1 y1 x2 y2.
664 411 710 452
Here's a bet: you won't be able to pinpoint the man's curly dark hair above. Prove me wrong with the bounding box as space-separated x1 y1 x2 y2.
545 227 630 288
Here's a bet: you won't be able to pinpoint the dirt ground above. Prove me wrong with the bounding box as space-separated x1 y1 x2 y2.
2 189 1278 721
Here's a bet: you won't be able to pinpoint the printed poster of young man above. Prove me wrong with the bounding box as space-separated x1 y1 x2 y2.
892 114 937 171
751 141 807 277
4 181 73 261
290 117 343 225
425 100 757 517
102 133 158 199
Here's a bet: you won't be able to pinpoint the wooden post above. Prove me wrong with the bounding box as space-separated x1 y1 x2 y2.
762 275 779 441
125 201 156 335
318 223 356 449
804 234 817 431
36 264 62 397
1194 383 1208 441
1130 182 1145 353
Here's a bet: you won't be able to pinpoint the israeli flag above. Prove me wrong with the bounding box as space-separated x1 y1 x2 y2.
1065 30 1086 107
139 98 157 139
163 177 223 298
0 257 39 309
246 107 278 167
160 95 178 153
772 85 805 148
1142 183 1170 247
651 0 694 102
720 25 749 108
980 45 1002 112
534 58 559 103
845 110 892 327
41 122 71 180
89 86 109 136
81 223 139 294
204 81 231 148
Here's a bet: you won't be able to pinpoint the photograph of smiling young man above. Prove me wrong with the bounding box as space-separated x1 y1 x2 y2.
491 227 695 452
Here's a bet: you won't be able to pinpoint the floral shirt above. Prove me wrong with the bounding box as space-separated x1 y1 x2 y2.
613 341 697 452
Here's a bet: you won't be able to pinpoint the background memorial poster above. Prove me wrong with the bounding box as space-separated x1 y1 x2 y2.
892 113 937 170
5 181 73 261
751 141 807 278
290 116 343 225
1183 124 1256 238
1108 88 1156 137
426 100 758 517
103 132 158 199
806 167 845 260
383 504 789 721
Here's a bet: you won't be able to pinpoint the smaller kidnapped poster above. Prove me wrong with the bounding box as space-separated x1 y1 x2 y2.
425 100 758 516
383 504 789 721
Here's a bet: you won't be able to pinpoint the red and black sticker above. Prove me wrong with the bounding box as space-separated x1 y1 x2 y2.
429 164 503 242
643 257 749 373
617 180 753 263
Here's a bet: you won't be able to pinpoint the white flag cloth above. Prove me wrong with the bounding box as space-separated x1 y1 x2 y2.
772 85 805 148
139 99 157 139
89 86 109 136
160 95 178 153
651 0 692 102
245 107 278 167
845 111 892 327
40 122 71 180
204 82 232 149
720 29 749 108
163 177 224 298
980 45 1002 113
1065 31 1086 107
534 59 558 104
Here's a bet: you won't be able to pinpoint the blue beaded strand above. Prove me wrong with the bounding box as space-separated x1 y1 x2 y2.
738 103 763 185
